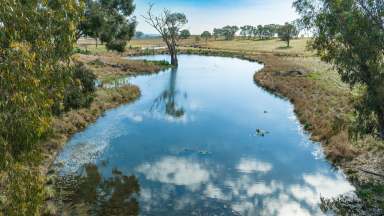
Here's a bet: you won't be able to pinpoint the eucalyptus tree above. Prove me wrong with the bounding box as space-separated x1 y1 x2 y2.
201 31 212 42
0 0 83 214
143 4 188 66
221 26 239 40
213 28 223 40
79 0 137 51
240 26 248 39
180 29 191 39
294 0 384 138
278 22 298 47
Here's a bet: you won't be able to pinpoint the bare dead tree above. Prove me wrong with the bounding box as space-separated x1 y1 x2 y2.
142 4 187 66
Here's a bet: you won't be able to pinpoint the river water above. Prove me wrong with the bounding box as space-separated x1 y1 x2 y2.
53 55 354 216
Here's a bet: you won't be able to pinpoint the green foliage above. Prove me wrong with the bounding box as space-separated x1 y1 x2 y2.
214 26 239 40
135 31 144 39
79 0 136 50
63 64 96 112
0 0 83 214
1 162 45 216
106 39 128 52
73 47 91 55
278 22 299 47
201 31 212 41
294 0 384 138
0 0 82 160
240 25 254 39
179 29 191 39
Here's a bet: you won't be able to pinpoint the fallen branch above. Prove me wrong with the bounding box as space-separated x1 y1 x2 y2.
358 168 384 178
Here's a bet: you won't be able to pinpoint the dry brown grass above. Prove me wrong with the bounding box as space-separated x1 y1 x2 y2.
74 53 169 82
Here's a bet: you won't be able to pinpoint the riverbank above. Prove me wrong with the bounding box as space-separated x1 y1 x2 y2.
56 39 383 212
40 53 171 176
126 38 384 212
128 42 384 182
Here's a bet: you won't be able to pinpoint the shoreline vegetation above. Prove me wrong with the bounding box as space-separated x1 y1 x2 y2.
39 37 383 214
75 37 384 212
124 39 383 181
40 53 172 179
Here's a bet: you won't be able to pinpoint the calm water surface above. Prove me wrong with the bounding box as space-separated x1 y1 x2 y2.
53 55 354 216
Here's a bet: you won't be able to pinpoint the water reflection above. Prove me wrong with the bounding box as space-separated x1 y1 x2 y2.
55 164 140 216
54 55 355 215
150 68 185 118
136 157 210 187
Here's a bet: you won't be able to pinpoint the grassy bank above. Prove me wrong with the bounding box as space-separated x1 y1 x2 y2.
128 38 384 178
63 38 384 212
40 53 170 173
126 38 384 212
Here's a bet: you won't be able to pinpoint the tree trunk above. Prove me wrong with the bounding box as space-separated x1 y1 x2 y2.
95 38 98 48
171 52 178 66
377 109 384 139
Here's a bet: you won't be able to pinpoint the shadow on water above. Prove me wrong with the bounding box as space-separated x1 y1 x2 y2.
55 164 140 216
150 68 185 118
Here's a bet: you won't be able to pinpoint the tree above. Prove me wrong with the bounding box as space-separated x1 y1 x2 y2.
135 31 144 39
213 28 223 40
221 26 239 40
278 22 298 47
201 31 212 42
0 0 83 214
240 26 248 39
143 4 188 66
179 29 191 39
294 0 384 138
79 0 137 51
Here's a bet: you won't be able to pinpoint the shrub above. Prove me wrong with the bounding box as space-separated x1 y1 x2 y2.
63 63 97 112
106 39 127 52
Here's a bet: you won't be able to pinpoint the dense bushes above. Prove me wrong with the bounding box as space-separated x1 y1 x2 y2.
106 39 127 53
0 1 83 214
63 63 97 112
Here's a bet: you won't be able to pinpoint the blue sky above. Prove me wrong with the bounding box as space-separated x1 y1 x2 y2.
133 0 298 34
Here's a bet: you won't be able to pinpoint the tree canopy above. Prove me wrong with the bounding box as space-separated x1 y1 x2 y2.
143 4 188 66
0 0 84 214
179 29 191 39
201 31 212 42
294 0 384 138
278 22 299 47
78 0 137 52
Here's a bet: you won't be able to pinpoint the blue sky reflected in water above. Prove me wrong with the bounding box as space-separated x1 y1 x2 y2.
54 55 354 215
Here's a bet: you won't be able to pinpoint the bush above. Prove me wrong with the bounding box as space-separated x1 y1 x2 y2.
106 39 127 52
63 63 97 112
72 47 91 55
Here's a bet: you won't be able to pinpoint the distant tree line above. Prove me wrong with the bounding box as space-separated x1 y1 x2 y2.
202 22 299 47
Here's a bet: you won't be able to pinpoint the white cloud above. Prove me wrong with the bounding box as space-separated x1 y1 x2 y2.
237 158 273 174
136 156 211 187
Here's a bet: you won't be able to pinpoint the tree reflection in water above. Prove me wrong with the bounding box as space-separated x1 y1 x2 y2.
150 68 185 118
55 164 140 216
